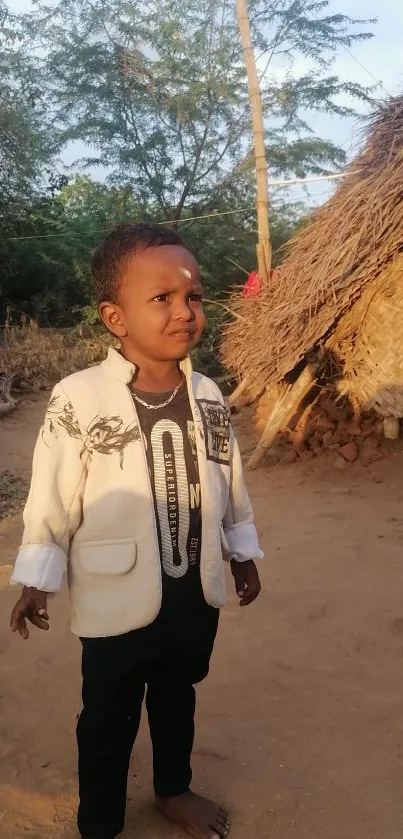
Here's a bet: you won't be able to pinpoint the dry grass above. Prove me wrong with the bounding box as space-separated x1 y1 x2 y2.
222 96 403 396
332 254 403 416
0 324 114 406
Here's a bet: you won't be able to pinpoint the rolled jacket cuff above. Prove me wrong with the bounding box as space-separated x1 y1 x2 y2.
11 544 68 592
223 521 264 563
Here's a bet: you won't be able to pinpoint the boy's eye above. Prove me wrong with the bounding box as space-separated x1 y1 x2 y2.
153 292 203 303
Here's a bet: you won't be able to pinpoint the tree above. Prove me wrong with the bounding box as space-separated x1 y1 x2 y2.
0 175 145 325
0 1 54 215
20 0 375 221
0 0 59 323
0 162 302 381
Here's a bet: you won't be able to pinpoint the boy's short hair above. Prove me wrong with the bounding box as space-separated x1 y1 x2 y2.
92 222 188 304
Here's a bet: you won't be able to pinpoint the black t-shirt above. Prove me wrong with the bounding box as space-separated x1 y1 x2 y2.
132 378 216 634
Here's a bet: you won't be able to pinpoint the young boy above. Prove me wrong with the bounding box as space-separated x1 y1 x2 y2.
10 223 263 839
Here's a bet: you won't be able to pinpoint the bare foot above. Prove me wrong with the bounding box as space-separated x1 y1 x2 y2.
156 791 230 838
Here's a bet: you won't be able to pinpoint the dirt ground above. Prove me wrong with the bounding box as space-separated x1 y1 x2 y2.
1 394 403 839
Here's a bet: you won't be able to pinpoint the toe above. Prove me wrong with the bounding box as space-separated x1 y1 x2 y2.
216 813 228 828
212 815 230 838
221 818 230 837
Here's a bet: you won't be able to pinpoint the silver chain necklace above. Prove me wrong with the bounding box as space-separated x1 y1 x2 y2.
132 379 182 410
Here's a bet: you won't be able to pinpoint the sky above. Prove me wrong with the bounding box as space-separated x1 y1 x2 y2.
268 0 403 204
8 0 403 209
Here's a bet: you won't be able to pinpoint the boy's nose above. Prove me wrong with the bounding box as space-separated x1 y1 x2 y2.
175 302 194 321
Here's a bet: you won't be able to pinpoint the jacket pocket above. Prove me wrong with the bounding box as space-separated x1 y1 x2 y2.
219 524 230 555
79 537 137 575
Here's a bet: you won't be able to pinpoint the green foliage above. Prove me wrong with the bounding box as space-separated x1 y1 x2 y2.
0 1 54 214
0 0 377 377
19 0 375 218
0 176 144 325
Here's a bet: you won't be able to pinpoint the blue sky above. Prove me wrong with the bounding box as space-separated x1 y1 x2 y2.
268 0 403 203
8 0 403 207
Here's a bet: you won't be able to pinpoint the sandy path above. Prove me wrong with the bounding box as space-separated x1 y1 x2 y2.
1 396 403 839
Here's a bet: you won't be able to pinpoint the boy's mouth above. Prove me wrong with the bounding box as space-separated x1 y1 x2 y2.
169 329 196 339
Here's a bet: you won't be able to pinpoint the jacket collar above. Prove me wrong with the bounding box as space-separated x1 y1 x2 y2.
101 347 193 384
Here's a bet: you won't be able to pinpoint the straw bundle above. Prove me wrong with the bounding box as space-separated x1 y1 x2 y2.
222 97 403 400
334 254 403 416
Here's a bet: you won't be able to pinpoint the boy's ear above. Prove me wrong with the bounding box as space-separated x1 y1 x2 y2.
98 301 128 338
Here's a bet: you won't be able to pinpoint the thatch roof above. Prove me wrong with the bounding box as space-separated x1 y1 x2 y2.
222 96 403 397
332 253 403 417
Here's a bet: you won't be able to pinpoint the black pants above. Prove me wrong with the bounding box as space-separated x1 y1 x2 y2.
77 607 219 839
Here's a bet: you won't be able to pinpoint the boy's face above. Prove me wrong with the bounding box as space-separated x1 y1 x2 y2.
100 244 206 363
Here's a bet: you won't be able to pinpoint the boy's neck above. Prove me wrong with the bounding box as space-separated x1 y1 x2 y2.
119 345 182 393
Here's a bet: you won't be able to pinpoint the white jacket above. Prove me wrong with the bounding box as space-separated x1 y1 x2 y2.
11 348 263 637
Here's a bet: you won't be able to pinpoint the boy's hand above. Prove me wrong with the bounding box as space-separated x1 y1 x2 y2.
231 559 261 606
10 587 49 640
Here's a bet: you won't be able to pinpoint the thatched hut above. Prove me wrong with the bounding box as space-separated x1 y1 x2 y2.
222 96 403 466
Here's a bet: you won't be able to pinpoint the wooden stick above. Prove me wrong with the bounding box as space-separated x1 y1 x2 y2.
248 361 321 469
263 239 272 279
256 243 267 283
289 393 320 452
235 0 271 282
227 376 250 406
383 416 399 440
